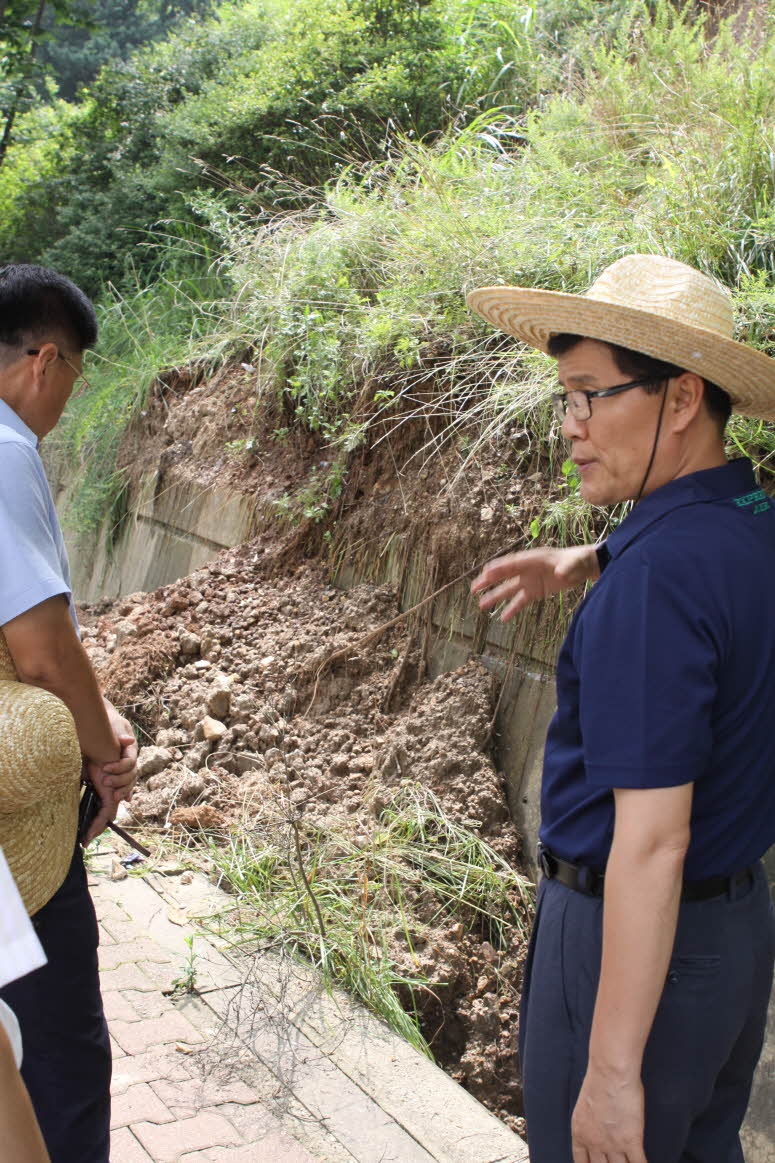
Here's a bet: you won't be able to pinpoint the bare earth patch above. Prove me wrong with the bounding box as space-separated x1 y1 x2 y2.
82 542 533 1132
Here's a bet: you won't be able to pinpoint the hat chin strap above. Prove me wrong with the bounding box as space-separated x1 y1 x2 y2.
633 380 670 505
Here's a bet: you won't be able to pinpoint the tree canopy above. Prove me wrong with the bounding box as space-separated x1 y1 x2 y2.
38 0 216 99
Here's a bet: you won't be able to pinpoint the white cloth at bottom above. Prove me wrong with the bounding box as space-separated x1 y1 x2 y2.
0 845 47 1066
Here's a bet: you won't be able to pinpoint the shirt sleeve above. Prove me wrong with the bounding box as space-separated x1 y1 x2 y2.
0 439 71 626
578 546 721 789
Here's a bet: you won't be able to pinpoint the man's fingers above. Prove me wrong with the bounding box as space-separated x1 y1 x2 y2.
102 756 134 774
471 553 536 594
500 589 529 622
82 802 115 847
105 771 135 791
476 577 524 610
573 1143 643 1163
471 558 513 593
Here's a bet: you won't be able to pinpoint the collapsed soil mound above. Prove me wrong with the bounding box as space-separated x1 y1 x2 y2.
82 541 532 1130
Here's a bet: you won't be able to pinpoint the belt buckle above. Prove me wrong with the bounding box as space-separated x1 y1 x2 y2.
536 843 557 880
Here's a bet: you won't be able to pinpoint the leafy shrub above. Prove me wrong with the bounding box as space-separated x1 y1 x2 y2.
44 0 775 541
1 0 633 293
207 0 775 462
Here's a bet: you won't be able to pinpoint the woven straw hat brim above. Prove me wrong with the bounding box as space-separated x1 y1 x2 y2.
0 659 82 916
467 286 775 422
0 787 79 916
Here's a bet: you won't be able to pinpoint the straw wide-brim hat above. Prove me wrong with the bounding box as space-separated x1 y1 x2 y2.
467 253 775 421
0 634 81 916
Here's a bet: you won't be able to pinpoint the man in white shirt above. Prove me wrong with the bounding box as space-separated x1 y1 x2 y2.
0 264 138 1162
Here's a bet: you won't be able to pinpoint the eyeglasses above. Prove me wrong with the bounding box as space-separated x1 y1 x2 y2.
26 348 92 398
552 377 659 423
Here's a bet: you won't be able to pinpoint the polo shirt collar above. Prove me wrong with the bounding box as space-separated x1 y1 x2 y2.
606 458 758 561
0 399 37 448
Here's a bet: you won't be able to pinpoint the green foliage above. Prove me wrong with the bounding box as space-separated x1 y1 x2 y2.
274 461 348 524
49 259 231 543
38 0 217 99
0 0 83 168
170 934 200 995
0 0 632 292
30 0 775 545
206 784 533 1056
199 0 775 501
0 0 80 54
0 98 79 256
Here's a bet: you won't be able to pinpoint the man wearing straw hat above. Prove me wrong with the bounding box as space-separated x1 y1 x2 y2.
0 264 138 1162
469 254 775 1163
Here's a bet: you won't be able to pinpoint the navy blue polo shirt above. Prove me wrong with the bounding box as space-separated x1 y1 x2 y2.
541 457 775 879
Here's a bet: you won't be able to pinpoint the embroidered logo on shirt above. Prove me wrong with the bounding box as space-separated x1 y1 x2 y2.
734 488 770 515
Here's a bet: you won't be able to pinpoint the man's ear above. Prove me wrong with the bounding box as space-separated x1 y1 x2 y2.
27 344 59 399
34 344 59 376
670 372 705 432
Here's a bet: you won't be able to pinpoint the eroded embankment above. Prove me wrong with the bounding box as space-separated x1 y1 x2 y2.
83 541 533 1131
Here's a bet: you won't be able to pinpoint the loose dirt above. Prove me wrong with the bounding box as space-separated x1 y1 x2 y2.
82 540 532 1132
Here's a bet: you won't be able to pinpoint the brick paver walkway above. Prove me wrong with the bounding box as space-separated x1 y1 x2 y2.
89 843 529 1163
91 849 345 1162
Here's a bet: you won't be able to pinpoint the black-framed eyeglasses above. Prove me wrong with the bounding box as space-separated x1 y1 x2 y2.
552 377 659 423
26 348 91 397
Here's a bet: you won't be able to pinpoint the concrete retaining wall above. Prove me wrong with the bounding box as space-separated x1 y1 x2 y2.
62 471 260 602
64 467 775 1161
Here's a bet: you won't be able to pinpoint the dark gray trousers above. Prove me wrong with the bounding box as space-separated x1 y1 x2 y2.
520 863 775 1163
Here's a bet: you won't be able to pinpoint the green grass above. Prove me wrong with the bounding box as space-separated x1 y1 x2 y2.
53 0 775 551
48 261 235 546
203 785 533 1056
203 1 775 524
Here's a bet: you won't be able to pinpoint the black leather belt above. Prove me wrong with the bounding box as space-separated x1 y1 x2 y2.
537 845 755 902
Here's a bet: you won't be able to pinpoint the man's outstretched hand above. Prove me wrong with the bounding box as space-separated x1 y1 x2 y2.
472 544 600 621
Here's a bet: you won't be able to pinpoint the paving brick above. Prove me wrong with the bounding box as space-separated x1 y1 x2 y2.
150 1075 258 1121
109 1127 155 1162
101 875 168 930
95 859 523 1163
99 923 117 945
111 1011 206 1056
123 988 172 1021
111 1035 127 1060
104 990 141 1023
132 1111 242 1161
99 915 145 944
172 993 227 1041
111 1047 195 1096
111 1082 176 1130
100 939 176 971
210 1101 284 1143
200 1136 317 1163
100 962 160 993
93 900 133 930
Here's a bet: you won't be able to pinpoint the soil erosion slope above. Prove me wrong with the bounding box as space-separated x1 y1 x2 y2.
82 540 533 1132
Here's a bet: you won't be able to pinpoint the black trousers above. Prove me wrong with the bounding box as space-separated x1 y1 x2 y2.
520 863 775 1163
0 845 111 1163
